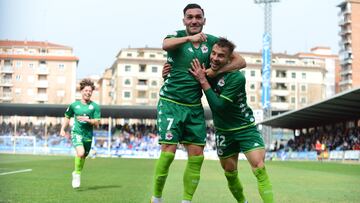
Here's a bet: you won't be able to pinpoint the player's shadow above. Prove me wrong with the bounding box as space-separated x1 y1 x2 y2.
76 185 122 192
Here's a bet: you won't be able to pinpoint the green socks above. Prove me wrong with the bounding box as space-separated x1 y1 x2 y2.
153 152 175 197
225 170 246 203
253 167 274 203
74 156 85 174
183 155 204 201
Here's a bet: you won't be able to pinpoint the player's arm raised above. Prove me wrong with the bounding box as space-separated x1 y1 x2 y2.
163 32 207 51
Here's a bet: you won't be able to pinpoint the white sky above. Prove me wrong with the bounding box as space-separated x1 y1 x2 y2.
0 0 342 78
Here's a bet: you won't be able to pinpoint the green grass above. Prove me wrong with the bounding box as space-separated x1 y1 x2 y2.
0 154 359 203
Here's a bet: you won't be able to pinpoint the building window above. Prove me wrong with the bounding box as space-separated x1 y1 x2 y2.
240 70 245 76
250 83 255 90
250 96 256 102
302 73 306 79
124 79 131 85
291 85 295 91
138 90 146 98
301 85 306 92
38 88 47 94
291 72 296 79
152 66 158 73
29 63 34 69
16 61 22 67
301 97 306 103
139 64 146 72
151 80 158 86
291 97 295 103
256 59 261 63
125 65 131 72
138 79 147 85
15 75 21 81
276 70 286 78
286 60 295 64
151 92 157 99
250 70 255 77
127 53 132 57
123 91 131 98
149 54 156 58
59 64 65 70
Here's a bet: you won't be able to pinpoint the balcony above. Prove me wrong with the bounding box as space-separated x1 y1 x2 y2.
36 94 48 102
1 92 13 101
37 65 49 75
272 89 289 96
1 65 14 73
340 68 352 76
271 102 290 111
36 80 49 88
135 98 149 104
136 85 149 90
339 79 352 86
339 29 352 36
0 79 13 87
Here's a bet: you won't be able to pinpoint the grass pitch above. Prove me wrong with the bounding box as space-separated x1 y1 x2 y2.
0 154 359 203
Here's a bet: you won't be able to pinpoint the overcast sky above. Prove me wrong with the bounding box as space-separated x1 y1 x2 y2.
0 0 342 78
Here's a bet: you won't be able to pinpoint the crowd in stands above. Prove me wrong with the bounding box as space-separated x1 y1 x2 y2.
2 121 359 152
278 125 360 152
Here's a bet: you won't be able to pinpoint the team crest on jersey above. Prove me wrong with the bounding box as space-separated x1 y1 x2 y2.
89 104 94 110
165 131 173 140
217 77 225 87
217 148 223 156
201 44 208 53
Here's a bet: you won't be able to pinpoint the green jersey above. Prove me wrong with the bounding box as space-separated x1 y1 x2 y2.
205 71 256 131
160 30 218 104
64 100 101 140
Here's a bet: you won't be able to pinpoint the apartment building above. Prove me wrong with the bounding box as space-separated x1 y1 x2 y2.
108 47 166 106
338 0 360 91
0 40 78 104
105 47 336 114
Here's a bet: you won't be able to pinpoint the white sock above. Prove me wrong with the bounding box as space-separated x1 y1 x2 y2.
151 196 163 203
181 200 191 203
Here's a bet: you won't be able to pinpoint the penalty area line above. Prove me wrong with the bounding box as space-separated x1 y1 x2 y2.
0 169 32 176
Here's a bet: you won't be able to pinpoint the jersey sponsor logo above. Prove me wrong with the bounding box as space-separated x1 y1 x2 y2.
201 44 208 53
89 104 94 110
217 77 225 87
165 131 173 140
188 47 194 53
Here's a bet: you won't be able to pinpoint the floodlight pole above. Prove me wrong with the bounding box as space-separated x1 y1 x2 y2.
254 0 279 148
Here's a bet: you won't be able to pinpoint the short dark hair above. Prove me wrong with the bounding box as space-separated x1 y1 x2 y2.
215 37 236 54
80 78 95 91
183 3 204 16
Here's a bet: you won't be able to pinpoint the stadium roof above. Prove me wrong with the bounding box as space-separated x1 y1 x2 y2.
0 103 213 120
260 87 360 130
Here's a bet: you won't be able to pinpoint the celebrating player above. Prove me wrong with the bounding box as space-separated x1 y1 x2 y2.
60 78 101 189
151 3 246 203
190 38 274 203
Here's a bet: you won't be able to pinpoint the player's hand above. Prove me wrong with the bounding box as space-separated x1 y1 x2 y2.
188 32 207 43
206 68 218 78
189 59 207 83
60 129 70 139
162 63 171 78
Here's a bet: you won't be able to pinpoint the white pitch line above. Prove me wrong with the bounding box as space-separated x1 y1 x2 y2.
0 169 32 176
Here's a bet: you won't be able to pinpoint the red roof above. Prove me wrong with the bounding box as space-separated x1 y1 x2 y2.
0 40 71 49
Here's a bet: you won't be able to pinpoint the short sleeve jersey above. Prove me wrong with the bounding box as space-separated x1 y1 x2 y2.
160 30 218 104
64 100 101 139
209 71 256 131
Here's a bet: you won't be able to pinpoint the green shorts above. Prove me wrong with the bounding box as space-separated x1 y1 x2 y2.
215 126 265 159
71 133 92 156
157 98 206 146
